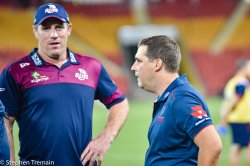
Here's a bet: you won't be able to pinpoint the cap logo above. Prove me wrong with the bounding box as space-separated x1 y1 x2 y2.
45 5 58 14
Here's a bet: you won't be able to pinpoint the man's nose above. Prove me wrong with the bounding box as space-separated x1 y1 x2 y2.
131 62 136 71
50 28 59 38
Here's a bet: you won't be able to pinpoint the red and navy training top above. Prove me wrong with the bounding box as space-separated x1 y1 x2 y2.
0 48 125 166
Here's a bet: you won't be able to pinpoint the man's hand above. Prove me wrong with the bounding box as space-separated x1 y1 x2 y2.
81 99 129 166
80 132 112 166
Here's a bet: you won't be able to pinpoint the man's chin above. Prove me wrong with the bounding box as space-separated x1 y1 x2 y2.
50 52 61 59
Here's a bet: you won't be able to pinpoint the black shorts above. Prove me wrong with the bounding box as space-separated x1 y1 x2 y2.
229 123 250 147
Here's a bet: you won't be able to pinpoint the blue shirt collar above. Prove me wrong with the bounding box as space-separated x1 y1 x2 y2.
29 48 79 67
156 74 188 102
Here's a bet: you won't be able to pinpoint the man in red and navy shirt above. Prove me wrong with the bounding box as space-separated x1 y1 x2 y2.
0 3 129 166
131 35 222 166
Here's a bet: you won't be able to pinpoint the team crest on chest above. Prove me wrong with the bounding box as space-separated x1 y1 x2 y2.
157 105 166 122
156 92 169 122
75 68 88 81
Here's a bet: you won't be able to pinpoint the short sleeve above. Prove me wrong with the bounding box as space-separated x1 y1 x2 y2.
0 68 22 117
172 94 213 139
95 65 125 109
235 84 245 97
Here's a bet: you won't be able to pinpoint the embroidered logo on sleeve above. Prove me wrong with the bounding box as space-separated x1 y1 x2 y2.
191 106 207 119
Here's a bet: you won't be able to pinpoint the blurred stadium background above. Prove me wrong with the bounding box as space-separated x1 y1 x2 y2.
1 0 250 165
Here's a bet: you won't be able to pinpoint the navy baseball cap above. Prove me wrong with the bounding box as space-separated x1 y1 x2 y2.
34 3 70 25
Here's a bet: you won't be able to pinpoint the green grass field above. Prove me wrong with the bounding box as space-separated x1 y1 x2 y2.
13 97 248 165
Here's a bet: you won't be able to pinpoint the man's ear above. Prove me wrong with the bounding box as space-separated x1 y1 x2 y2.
32 26 39 39
154 59 163 71
68 23 72 36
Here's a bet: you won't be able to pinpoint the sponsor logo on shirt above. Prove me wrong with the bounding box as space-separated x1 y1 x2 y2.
20 63 30 68
195 117 211 126
191 105 211 126
69 52 77 63
75 68 88 81
45 4 58 14
191 105 207 119
31 71 49 83
31 53 42 66
0 88 5 92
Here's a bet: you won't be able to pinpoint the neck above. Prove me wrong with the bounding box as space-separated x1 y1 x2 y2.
155 72 179 96
38 50 67 68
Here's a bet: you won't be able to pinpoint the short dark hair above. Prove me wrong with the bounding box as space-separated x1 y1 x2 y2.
138 35 181 73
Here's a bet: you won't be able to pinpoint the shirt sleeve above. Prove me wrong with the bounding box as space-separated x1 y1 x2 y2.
95 65 125 109
235 84 245 97
0 68 22 117
171 93 213 140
